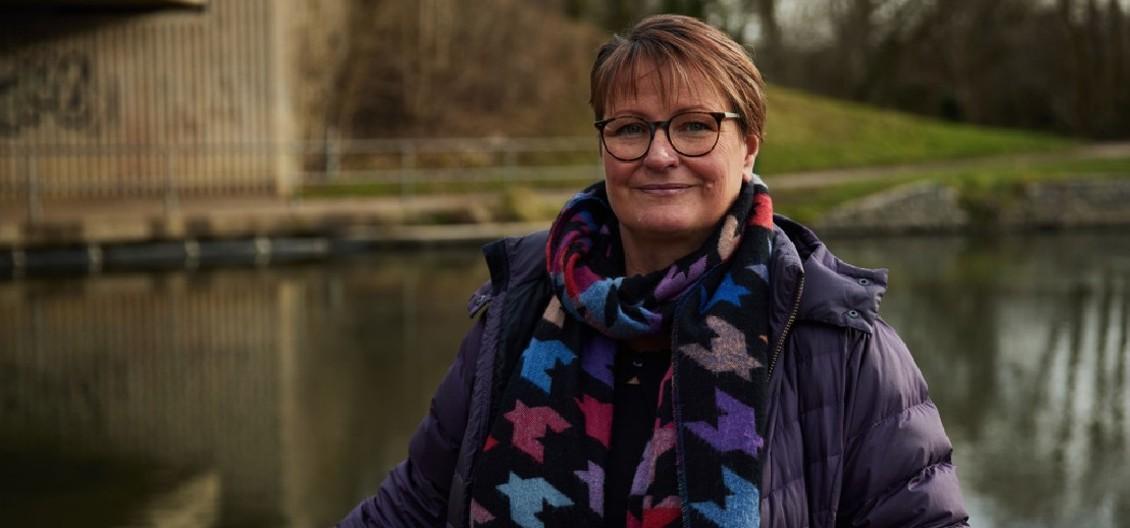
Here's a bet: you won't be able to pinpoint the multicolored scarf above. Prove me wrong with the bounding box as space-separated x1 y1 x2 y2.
468 179 774 527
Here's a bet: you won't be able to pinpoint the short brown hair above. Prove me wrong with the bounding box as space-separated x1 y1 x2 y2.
590 14 767 140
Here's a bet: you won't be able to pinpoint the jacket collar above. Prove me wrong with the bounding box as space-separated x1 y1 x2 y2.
468 230 550 316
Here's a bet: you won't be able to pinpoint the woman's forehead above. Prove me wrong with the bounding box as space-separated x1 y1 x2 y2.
604 60 725 114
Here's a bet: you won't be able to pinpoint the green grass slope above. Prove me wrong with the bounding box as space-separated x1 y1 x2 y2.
757 86 1073 174
304 85 1086 204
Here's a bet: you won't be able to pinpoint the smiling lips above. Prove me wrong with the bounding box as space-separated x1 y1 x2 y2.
636 183 696 196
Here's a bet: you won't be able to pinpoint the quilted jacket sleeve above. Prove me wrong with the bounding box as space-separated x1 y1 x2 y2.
338 318 485 528
838 319 970 528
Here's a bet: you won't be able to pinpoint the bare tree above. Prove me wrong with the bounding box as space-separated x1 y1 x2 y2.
752 0 782 62
312 0 1130 139
745 0 1130 137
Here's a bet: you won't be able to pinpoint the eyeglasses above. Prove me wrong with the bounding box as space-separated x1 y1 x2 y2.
594 111 742 162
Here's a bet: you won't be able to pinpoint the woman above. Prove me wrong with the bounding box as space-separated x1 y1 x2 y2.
341 14 968 528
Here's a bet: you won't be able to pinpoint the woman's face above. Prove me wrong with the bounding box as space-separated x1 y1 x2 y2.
601 65 759 260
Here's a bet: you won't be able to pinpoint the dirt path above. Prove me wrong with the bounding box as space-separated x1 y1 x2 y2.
762 141 1130 190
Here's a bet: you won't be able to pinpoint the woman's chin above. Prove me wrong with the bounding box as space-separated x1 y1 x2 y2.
623 216 710 243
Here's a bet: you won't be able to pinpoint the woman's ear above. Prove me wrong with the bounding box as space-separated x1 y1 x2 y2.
742 134 760 182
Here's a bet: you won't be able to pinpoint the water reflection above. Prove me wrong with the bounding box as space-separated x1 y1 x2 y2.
832 232 1130 528
1 252 486 527
1 233 1128 527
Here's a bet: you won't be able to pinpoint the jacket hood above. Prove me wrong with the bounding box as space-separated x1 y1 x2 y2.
771 214 888 335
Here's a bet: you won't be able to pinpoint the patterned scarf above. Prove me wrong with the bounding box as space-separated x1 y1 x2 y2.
468 179 774 528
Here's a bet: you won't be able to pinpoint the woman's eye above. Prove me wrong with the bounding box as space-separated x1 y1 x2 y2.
612 122 647 137
677 119 715 133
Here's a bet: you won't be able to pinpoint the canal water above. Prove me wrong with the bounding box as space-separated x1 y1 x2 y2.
2 231 1128 527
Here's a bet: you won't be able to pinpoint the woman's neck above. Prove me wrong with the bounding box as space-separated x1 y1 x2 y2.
620 225 709 276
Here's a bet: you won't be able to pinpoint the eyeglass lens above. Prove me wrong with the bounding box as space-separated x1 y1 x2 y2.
601 112 721 160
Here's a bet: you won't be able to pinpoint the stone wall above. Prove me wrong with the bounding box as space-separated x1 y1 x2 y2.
818 179 1130 234
1000 180 1130 228
820 181 970 233
0 1 299 199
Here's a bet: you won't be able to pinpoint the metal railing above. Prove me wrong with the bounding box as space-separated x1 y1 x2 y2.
0 137 603 222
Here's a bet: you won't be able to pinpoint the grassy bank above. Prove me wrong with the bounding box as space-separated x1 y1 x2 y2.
757 86 1072 173
772 156 1130 225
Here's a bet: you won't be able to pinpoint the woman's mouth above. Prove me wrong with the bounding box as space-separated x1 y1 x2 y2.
636 183 694 196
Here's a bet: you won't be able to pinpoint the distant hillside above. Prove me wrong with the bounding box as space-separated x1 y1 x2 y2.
292 2 1070 172
757 86 1071 174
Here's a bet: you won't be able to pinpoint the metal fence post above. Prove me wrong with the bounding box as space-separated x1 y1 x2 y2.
324 127 339 183
401 141 416 203
25 153 41 224
164 147 179 216
287 141 301 205
502 146 517 189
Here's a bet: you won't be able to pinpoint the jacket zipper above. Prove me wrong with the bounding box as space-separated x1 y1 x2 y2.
670 288 694 526
768 273 804 381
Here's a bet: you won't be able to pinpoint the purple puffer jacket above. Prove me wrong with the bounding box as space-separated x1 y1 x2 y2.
341 215 969 527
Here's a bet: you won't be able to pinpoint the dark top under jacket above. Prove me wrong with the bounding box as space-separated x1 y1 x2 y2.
605 346 671 527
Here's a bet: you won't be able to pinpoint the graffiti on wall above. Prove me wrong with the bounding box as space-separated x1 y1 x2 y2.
0 51 98 136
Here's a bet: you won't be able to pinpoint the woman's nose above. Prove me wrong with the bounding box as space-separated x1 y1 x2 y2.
642 129 679 169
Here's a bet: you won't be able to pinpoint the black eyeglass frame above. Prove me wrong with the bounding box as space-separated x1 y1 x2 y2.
593 111 743 162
